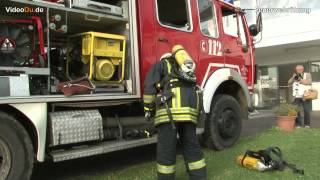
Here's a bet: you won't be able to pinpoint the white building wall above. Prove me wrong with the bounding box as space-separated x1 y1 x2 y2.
256 45 320 66
256 10 320 48
239 0 320 110
239 0 320 48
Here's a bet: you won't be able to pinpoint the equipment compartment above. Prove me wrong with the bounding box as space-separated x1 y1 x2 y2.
0 0 140 103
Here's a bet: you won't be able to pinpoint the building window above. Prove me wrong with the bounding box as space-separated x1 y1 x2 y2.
255 66 279 108
310 61 320 82
222 8 238 37
197 0 218 38
156 0 192 31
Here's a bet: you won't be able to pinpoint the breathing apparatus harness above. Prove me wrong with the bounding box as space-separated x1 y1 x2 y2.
240 146 304 175
155 52 197 129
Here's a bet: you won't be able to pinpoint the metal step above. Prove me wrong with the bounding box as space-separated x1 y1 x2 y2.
51 128 204 162
50 136 157 162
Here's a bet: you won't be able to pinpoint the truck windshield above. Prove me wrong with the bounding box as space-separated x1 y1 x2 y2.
197 0 218 38
222 8 238 37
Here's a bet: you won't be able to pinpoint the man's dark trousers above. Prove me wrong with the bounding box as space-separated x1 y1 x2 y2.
294 98 312 126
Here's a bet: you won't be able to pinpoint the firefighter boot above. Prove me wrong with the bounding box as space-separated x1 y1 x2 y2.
178 123 207 180
157 123 177 180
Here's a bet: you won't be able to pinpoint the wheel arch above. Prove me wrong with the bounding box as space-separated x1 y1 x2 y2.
202 68 251 118
0 103 47 162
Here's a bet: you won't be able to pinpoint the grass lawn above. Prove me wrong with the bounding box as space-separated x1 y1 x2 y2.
71 128 320 180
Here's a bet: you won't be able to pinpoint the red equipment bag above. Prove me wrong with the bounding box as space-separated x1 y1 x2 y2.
57 77 95 96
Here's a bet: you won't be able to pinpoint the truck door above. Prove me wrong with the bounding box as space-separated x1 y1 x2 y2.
154 0 196 61
220 5 250 81
237 14 250 65
196 0 224 87
238 13 254 87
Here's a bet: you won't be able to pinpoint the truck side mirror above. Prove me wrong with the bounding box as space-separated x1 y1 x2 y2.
249 24 258 36
256 12 263 33
249 12 263 36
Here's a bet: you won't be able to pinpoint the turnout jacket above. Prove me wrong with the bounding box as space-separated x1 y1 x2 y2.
143 57 200 126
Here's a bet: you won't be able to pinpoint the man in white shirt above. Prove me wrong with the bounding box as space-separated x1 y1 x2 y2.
288 65 312 128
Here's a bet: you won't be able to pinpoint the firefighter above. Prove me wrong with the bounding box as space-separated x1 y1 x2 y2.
143 45 207 180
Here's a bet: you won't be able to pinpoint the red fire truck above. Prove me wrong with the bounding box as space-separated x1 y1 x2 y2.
0 0 261 179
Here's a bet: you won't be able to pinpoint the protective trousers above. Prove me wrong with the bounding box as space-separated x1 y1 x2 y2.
156 122 206 180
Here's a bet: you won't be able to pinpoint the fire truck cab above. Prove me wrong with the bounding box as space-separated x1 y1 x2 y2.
139 0 259 115
0 0 261 179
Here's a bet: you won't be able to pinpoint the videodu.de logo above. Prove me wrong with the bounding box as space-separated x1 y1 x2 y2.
5 6 44 13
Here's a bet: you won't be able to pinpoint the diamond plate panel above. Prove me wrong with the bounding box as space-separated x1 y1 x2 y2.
49 110 103 146
0 75 30 97
9 75 30 96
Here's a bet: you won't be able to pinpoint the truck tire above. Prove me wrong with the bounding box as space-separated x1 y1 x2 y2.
204 95 242 150
0 112 34 180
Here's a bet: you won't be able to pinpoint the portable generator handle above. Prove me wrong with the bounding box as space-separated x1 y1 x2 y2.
85 14 101 22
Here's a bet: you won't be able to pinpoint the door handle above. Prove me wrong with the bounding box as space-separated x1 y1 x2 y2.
224 49 232 54
158 37 168 43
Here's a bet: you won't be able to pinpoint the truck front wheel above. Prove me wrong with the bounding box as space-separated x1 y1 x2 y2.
0 112 34 180
204 95 242 150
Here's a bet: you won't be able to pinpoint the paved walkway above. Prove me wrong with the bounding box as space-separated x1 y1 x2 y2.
241 110 274 137
310 111 320 127
242 110 320 137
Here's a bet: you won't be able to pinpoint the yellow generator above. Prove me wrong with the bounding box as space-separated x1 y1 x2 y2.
67 32 126 83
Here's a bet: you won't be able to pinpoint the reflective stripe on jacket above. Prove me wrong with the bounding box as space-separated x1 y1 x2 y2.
143 58 199 126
